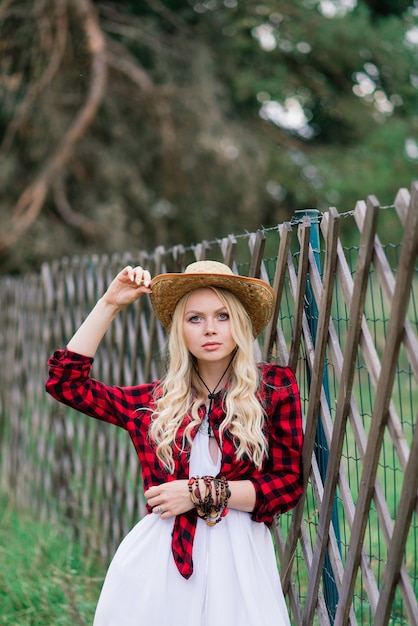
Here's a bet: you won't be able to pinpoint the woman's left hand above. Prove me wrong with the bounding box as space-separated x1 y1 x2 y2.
144 480 194 519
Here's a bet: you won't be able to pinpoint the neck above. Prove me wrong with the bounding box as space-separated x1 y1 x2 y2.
193 352 236 398
195 365 228 390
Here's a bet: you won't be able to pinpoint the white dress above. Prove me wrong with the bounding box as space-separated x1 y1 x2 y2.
93 432 290 626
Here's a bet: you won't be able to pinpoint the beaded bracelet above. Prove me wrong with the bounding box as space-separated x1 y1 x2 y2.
188 475 231 526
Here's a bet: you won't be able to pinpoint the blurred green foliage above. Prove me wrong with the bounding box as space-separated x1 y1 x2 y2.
0 494 102 625
0 0 416 274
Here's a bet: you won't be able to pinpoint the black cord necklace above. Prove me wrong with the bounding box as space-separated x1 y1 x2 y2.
194 354 236 437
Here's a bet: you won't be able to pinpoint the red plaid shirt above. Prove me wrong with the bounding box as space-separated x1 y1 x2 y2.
46 349 303 579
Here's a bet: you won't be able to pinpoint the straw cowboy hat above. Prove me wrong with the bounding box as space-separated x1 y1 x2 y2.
150 260 275 337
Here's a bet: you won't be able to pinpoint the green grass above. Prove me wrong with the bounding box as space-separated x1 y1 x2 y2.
0 494 103 626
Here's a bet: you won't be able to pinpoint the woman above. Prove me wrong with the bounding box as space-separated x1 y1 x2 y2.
46 260 303 626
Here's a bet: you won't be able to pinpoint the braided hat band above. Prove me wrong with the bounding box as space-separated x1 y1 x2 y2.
150 260 275 338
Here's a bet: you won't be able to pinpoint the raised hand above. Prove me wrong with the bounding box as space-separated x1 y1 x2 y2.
102 265 152 309
66 265 152 357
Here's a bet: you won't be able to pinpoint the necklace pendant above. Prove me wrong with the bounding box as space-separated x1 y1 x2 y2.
199 405 213 437
199 415 212 436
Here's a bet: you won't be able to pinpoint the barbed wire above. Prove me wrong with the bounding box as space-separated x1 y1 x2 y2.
152 203 398 258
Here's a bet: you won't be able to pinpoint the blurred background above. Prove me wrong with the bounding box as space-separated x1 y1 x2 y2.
0 0 417 276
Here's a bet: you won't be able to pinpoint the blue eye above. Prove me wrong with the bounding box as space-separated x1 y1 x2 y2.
218 312 229 321
188 315 201 323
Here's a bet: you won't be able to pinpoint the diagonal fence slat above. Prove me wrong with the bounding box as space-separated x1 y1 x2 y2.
308 244 382 607
281 207 340 594
262 222 293 363
374 408 418 624
303 196 380 624
288 218 311 373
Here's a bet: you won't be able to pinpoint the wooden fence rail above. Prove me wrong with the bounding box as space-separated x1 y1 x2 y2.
1 182 417 625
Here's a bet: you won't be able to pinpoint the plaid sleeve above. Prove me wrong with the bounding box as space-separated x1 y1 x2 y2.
249 365 303 525
45 348 153 428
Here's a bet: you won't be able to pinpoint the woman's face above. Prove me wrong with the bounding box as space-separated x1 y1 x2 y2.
182 288 237 366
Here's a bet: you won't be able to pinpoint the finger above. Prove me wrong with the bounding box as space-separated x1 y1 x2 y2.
132 266 151 288
119 265 134 281
142 269 152 287
132 266 143 285
144 486 158 500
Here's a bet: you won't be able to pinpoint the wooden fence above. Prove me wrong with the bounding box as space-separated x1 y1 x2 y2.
1 182 417 625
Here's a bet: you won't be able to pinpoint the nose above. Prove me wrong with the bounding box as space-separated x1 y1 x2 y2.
204 318 216 334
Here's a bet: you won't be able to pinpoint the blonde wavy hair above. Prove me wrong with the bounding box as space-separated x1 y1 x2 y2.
148 287 268 473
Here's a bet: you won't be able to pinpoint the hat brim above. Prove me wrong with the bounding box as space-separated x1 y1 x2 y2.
150 272 275 337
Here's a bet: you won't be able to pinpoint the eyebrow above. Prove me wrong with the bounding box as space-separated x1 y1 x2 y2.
184 306 228 316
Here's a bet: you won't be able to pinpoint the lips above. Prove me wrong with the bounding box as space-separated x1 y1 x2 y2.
202 342 221 350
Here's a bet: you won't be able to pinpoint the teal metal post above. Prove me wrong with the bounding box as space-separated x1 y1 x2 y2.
295 209 341 622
